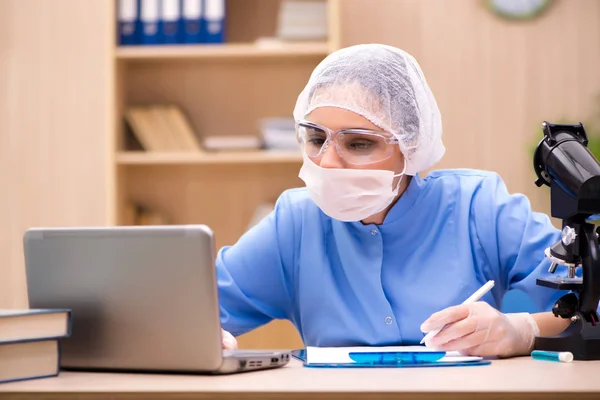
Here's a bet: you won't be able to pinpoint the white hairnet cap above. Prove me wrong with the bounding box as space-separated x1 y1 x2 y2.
293 43 445 175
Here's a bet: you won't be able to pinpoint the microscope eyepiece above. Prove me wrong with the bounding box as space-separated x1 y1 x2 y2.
534 121 600 219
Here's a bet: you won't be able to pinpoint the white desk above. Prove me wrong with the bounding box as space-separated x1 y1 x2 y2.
0 357 599 399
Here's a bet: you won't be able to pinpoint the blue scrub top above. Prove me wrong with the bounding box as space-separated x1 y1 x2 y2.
216 168 571 347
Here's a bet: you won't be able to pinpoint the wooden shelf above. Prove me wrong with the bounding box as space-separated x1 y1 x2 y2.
116 151 303 165
115 41 330 60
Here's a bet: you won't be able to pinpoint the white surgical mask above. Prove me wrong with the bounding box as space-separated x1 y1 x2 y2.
298 154 405 222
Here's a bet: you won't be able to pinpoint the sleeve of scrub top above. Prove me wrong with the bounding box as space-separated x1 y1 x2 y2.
215 191 297 337
471 172 568 313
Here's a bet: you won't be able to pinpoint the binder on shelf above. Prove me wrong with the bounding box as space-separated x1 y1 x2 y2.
165 105 204 151
140 0 161 45
146 106 183 151
118 0 139 45
116 0 227 46
124 105 202 152
203 0 226 44
160 0 181 44
182 0 204 44
124 107 164 151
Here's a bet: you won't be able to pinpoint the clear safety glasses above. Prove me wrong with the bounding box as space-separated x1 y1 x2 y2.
296 120 400 165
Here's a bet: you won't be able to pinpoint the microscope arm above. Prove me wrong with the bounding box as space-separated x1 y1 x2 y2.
580 223 600 321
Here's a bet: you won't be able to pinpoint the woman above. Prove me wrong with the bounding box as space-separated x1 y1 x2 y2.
217 43 574 357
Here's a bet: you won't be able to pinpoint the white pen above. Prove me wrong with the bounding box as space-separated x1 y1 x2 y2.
420 280 495 345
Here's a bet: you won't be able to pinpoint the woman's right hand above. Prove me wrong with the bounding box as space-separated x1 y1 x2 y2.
221 328 238 350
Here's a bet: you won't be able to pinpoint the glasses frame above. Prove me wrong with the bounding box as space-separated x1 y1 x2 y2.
295 120 400 165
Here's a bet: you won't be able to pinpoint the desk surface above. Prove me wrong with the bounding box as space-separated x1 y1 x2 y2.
0 358 599 400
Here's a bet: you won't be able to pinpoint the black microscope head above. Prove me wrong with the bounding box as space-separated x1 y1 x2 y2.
534 121 600 220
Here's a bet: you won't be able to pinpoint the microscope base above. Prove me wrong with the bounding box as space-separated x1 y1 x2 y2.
534 319 600 360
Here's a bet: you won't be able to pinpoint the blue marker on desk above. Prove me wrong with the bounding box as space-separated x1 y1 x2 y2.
531 350 574 363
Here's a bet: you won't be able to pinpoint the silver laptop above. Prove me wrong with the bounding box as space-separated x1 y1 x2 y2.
23 225 290 374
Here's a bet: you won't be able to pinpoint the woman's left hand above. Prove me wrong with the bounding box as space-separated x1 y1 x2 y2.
221 329 238 350
420 301 540 357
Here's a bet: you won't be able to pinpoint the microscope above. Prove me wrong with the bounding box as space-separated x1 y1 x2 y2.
533 121 600 360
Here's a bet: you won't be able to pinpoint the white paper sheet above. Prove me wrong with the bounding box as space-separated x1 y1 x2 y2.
305 346 482 364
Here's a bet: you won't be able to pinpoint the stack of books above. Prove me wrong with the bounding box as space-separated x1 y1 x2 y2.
0 309 71 384
124 105 203 153
276 0 328 41
124 104 270 153
259 117 298 151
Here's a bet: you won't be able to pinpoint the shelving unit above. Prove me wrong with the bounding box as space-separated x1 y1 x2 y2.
116 150 302 165
115 41 330 60
112 0 340 349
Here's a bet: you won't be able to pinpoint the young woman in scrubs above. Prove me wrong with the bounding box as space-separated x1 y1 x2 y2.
217 44 579 357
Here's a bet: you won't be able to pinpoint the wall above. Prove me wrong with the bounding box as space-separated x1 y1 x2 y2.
0 0 114 307
338 0 600 218
332 0 600 316
1 0 598 342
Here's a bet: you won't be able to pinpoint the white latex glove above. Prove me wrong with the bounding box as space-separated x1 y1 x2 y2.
420 302 540 357
221 329 238 350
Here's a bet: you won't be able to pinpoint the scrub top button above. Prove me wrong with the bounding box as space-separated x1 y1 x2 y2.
385 316 393 325
370 229 379 236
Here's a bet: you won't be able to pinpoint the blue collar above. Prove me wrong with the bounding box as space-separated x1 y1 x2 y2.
349 173 426 230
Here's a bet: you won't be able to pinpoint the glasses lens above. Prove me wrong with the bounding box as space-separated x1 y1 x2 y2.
337 132 396 164
298 124 327 157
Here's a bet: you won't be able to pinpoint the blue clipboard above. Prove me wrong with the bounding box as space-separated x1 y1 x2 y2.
349 351 446 364
291 349 491 368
